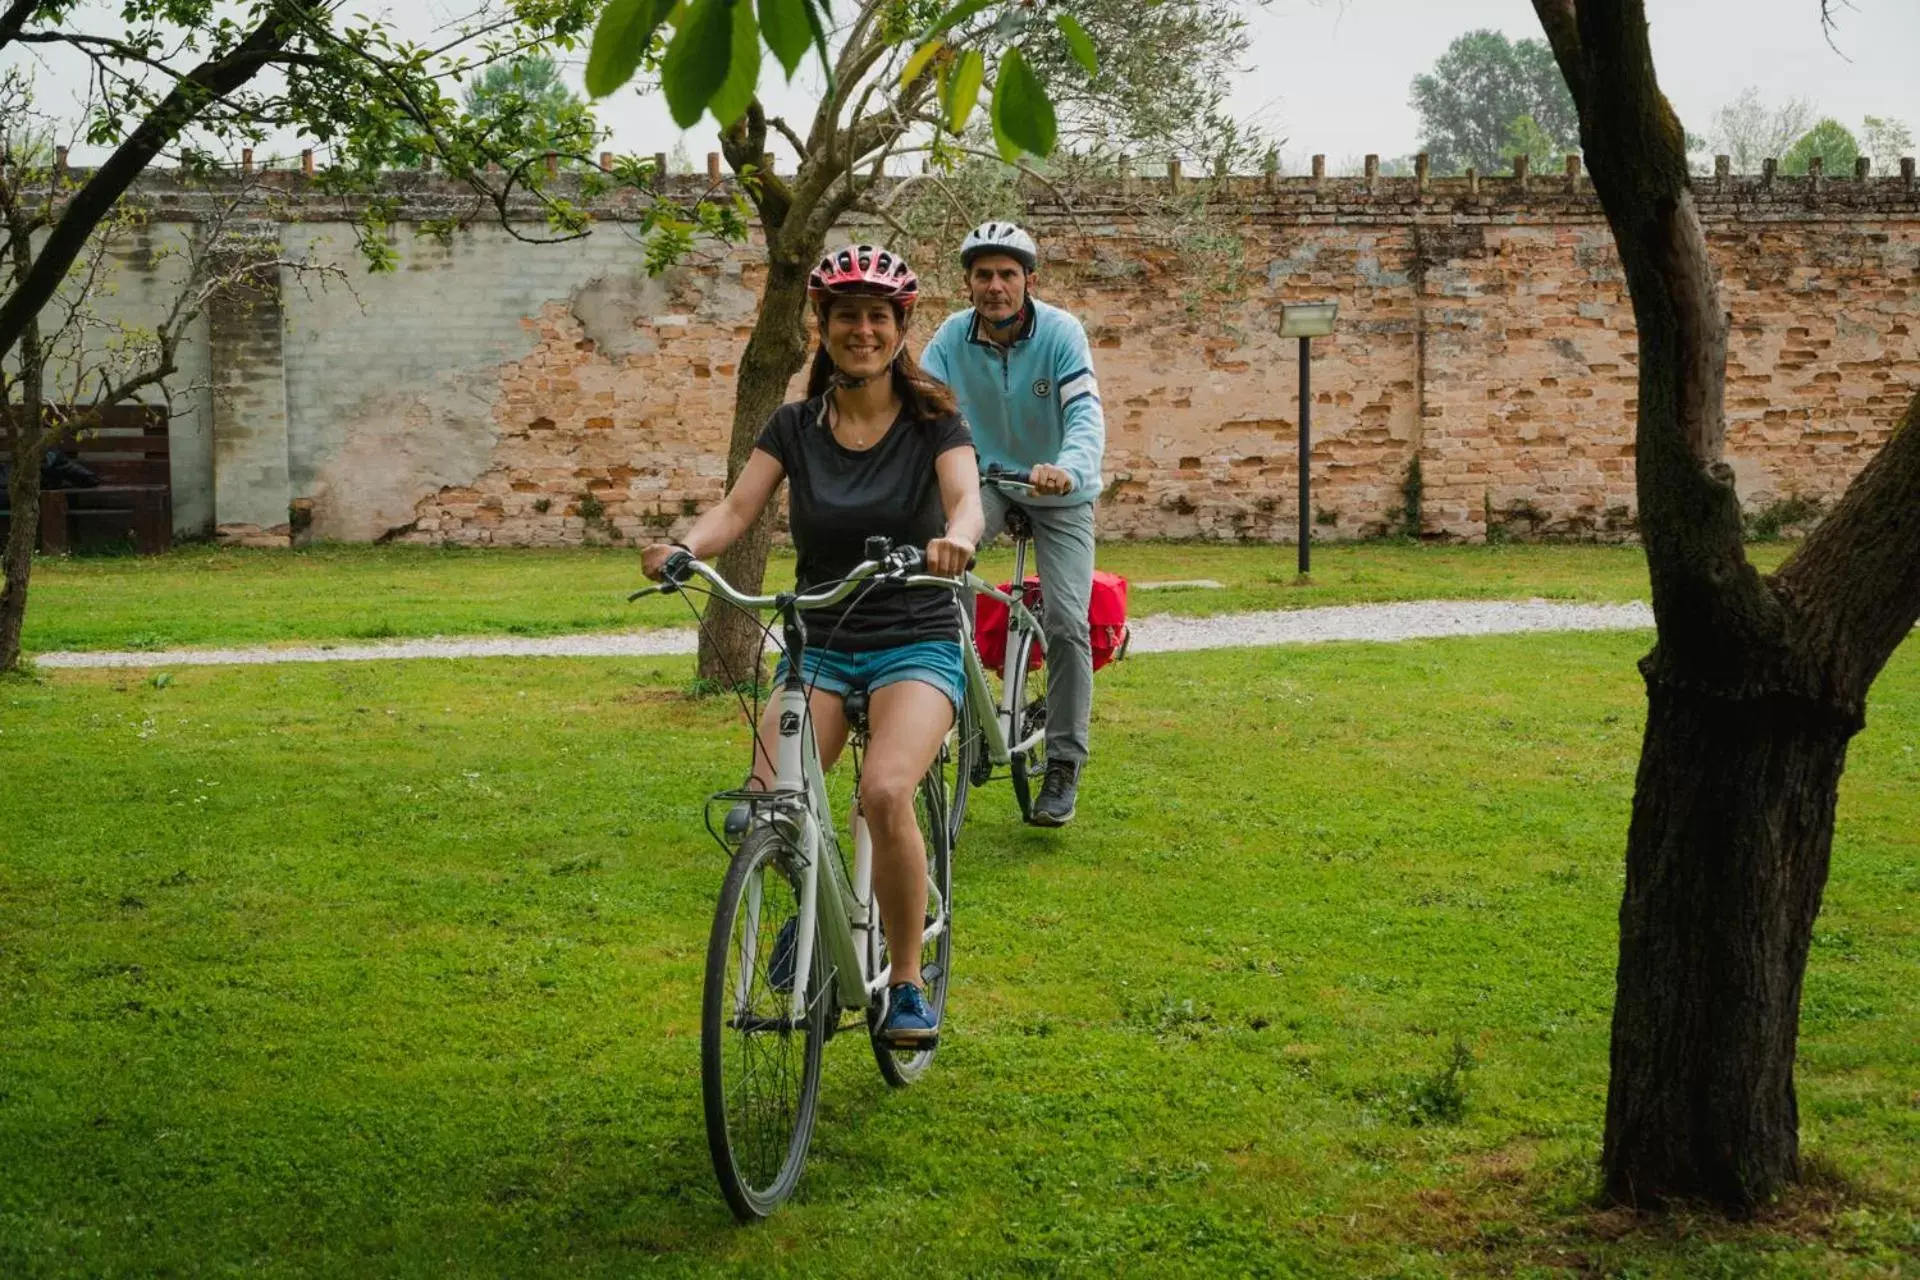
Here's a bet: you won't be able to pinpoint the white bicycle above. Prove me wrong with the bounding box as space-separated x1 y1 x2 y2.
631 537 1040 1219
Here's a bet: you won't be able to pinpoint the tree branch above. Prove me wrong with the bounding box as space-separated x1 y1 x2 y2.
887 133 1091 236
1529 0 1587 112
722 99 793 231
770 116 809 159
853 192 912 243
1773 394 1920 701
0 0 322 366
11 30 203 81
0 0 42 51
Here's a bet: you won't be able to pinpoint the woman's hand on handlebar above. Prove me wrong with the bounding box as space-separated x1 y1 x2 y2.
1030 463 1074 496
641 542 686 581
924 535 975 577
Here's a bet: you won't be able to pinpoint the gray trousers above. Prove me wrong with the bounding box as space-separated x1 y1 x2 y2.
979 488 1096 767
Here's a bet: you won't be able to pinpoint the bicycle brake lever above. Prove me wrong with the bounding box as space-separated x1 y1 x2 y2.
627 583 674 602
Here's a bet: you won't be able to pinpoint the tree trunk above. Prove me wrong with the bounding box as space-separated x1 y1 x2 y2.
0 434 42 673
1529 0 1920 1213
695 253 813 686
1603 676 1857 1210
0 305 45 675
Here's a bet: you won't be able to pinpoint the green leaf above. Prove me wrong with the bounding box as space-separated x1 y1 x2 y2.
758 0 808 78
585 0 673 98
707 0 761 127
926 0 994 38
661 0 736 128
944 47 984 133
801 0 834 93
900 38 943 89
1056 14 1097 76
990 46 1055 159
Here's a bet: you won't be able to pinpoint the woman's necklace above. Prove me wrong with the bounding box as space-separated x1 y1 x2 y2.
830 399 892 450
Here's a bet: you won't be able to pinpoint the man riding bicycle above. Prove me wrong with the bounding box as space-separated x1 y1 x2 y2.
640 245 983 1047
921 221 1105 827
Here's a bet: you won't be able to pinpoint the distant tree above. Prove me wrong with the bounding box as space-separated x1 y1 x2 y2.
1860 115 1914 173
1504 114 1559 170
1019 0 1271 172
460 54 599 165
1782 118 1860 175
1707 87 1815 173
1410 29 1578 174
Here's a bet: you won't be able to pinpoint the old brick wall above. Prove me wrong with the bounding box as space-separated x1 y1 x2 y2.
68 169 1920 544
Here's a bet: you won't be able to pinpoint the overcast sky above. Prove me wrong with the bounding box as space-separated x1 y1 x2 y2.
16 0 1920 170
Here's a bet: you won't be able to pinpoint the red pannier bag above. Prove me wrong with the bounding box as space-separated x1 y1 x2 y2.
973 571 1130 673
1088 569 1129 671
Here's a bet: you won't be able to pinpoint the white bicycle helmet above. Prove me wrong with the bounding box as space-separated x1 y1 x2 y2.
960 221 1038 272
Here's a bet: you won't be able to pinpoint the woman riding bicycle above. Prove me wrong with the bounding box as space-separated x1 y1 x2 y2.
642 244 983 1047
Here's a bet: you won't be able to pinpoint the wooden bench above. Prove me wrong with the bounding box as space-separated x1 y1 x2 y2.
0 405 173 554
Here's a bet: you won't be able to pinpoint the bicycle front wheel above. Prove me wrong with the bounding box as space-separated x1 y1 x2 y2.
1007 619 1050 824
702 828 829 1221
869 759 955 1086
944 683 978 847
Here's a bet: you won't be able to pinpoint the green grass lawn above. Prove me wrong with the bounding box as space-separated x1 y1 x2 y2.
2 634 1914 1276
18 540 1797 654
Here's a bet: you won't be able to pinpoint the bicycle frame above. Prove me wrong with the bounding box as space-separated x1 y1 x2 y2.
967 472 1050 764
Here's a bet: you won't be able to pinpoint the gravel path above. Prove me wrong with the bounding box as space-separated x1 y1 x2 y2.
34 599 1654 669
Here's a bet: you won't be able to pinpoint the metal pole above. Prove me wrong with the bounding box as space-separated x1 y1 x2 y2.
1298 335 1311 575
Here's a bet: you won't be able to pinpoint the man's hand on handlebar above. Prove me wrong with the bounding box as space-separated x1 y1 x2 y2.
1029 463 1074 496
925 535 975 577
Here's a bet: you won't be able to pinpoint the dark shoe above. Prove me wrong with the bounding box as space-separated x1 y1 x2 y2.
880 982 939 1047
1029 759 1080 827
768 917 798 994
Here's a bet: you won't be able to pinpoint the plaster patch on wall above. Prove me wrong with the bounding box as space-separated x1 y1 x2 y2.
1723 454 1780 506
307 368 502 541
570 269 680 360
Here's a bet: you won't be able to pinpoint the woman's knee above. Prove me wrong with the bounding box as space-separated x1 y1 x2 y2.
860 768 919 821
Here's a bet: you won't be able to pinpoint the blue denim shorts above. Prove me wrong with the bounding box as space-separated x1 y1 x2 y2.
774 640 967 718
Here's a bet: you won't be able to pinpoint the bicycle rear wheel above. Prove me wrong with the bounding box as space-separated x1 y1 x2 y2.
869 759 955 1086
1007 615 1051 824
702 828 829 1220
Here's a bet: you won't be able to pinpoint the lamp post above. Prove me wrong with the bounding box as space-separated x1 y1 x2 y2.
1279 301 1339 576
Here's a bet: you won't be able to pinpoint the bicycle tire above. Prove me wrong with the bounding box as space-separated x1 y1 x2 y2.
946 686 977 846
868 760 955 1086
1007 620 1050 824
702 828 829 1221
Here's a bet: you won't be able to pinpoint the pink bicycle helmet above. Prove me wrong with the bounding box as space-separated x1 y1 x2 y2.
807 243 920 314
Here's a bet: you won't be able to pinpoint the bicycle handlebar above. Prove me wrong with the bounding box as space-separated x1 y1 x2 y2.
981 464 1035 491
628 541 946 607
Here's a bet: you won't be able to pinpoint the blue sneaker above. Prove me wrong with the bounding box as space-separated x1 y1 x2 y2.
768 917 798 994
880 982 938 1047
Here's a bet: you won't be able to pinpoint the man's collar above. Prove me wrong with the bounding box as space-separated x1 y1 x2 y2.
968 297 1037 348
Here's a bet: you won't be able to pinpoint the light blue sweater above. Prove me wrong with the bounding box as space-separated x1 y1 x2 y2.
921 297 1105 507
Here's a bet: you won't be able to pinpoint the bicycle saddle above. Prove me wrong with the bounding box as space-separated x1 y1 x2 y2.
1004 506 1033 540
841 687 870 736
